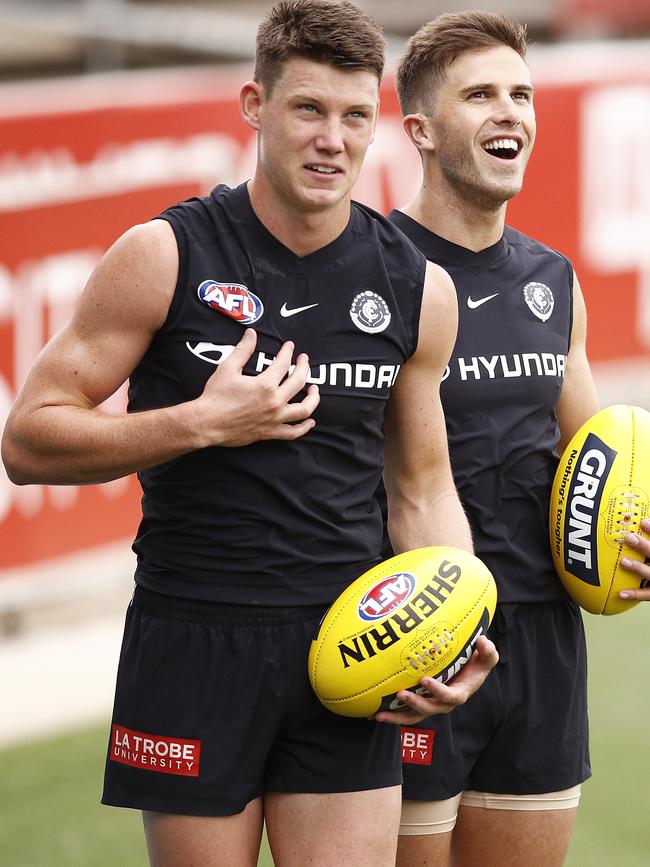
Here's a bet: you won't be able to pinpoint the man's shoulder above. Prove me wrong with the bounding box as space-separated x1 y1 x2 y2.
154 183 246 251
159 183 235 222
351 200 425 265
504 225 572 267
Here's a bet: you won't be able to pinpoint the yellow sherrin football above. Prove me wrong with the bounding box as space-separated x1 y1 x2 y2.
308 546 497 717
550 404 650 615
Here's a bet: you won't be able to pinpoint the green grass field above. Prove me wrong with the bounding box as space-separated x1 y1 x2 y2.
1 605 648 866
566 603 650 867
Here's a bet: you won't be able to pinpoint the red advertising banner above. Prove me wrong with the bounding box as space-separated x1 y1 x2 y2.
0 45 648 569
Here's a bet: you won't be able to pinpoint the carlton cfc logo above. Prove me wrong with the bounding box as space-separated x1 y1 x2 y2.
350 291 391 334
197 280 264 324
358 572 416 621
523 282 554 322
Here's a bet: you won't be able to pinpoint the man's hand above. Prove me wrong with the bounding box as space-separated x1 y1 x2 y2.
193 328 320 447
374 635 499 725
619 518 650 601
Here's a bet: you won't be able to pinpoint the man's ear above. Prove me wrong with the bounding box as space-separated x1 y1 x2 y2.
240 80 264 131
402 113 436 152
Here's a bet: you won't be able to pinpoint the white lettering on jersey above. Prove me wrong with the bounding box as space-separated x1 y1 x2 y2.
522 353 543 376
456 352 567 381
188 343 400 391
256 351 275 372
330 363 353 388
458 357 482 379
542 353 557 376
501 354 522 378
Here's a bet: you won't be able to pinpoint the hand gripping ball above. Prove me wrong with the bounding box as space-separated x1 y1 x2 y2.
550 404 650 615
308 546 497 717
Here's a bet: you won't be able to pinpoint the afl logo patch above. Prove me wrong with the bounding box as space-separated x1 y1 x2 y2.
523 282 554 322
358 572 416 621
350 291 391 334
197 280 264 325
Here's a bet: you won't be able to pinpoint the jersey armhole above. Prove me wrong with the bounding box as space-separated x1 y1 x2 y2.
152 213 189 332
565 256 575 353
409 252 428 357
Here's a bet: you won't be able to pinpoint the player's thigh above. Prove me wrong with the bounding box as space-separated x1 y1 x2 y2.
452 802 578 867
265 785 402 867
396 795 460 867
142 798 264 867
396 830 452 867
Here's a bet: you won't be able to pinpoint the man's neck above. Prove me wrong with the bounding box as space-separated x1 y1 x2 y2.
247 177 351 258
403 181 508 253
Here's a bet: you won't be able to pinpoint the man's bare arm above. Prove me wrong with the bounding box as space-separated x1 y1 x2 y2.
379 261 497 724
2 220 319 485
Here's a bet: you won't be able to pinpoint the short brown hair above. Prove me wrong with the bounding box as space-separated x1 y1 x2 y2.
397 11 528 114
255 0 385 92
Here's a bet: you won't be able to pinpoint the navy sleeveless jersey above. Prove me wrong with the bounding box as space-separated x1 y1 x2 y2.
388 211 573 603
128 183 425 605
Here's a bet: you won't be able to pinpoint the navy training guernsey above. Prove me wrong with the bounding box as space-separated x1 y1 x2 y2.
128 183 426 605
388 211 573 603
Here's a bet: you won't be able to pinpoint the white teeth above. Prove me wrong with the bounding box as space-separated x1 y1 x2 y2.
308 165 337 173
483 139 519 152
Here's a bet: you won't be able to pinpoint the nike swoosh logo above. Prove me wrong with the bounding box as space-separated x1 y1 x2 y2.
186 342 235 365
467 292 499 309
280 302 319 318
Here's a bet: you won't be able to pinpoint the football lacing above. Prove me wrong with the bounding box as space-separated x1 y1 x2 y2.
406 630 454 670
614 492 641 542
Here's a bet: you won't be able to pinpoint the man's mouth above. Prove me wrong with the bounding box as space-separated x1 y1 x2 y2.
482 138 520 160
305 164 340 174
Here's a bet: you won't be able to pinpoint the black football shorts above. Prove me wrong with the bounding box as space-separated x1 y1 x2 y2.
401 600 591 799
102 585 402 816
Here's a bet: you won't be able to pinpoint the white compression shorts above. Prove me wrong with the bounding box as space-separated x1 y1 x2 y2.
399 785 582 836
